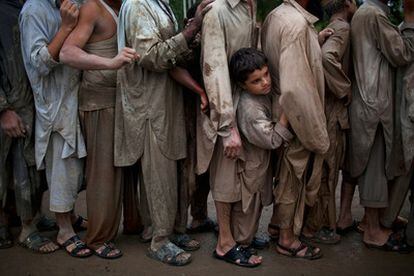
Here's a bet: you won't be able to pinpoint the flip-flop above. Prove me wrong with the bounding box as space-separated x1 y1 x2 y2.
58 235 92 258
94 242 123 259
147 241 192 266
276 241 323 260
18 231 58 254
364 232 413 254
0 225 13 249
170 234 200 251
213 244 261 268
302 228 341 245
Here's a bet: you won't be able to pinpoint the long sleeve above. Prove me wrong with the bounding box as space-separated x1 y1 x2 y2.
123 0 188 73
322 24 351 99
19 11 59 78
238 96 293 150
376 15 414 67
201 8 234 137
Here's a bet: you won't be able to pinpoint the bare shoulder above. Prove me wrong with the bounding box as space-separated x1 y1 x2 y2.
79 0 102 20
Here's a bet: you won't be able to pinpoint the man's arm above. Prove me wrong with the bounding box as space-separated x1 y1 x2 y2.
19 0 78 77
322 25 351 101
169 67 209 112
60 1 138 70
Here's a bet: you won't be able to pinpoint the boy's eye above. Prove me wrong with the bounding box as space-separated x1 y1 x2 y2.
252 79 260 84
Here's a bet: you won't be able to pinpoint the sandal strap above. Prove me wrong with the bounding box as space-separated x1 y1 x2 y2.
224 245 250 264
61 235 87 255
100 244 114 257
277 241 307 257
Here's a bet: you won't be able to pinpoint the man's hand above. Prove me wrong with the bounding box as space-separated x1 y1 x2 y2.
182 0 214 41
404 0 414 23
318 28 334 45
200 90 209 113
223 127 242 160
60 0 80 32
0 110 26 138
108 47 139 69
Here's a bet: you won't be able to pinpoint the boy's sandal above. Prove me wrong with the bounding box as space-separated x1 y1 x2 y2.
302 228 341 245
58 235 92 258
336 221 358 236
0 225 13 249
170 234 200 251
73 216 88 232
18 232 58 254
147 241 192 266
94 243 123 259
276 241 323 260
213 244 261 268
268 223 279 240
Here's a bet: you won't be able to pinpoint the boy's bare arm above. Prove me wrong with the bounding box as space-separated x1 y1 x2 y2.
169 67 209 112
47 0 79 61
60 1 138 70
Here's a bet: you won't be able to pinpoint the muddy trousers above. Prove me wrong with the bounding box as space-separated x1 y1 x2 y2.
137 122 178 251
80 108 123 250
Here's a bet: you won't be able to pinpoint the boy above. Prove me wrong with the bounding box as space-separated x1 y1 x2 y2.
226 48 292 265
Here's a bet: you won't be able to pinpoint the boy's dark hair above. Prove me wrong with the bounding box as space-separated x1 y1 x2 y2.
323 0 347 18
229 48 268 84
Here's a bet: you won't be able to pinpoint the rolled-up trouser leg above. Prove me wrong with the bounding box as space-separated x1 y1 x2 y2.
358 128 388 208
231 193 263 246
45 132 83 213
141 123 177 251
381 168 413 228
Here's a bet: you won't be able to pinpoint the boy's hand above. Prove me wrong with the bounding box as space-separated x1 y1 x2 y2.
0 110 26 138
318 28 334 45
279 112 289 128
108 47 139 69
60 0 80 32
200 91 209 113
223 127 242 160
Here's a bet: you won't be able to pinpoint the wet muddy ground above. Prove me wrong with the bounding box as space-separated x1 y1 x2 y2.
1 182 413 276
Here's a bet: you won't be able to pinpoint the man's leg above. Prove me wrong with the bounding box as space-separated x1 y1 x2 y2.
189 172 212 229
81 109 123 257
358 127 391 246
337 175 357 230
45 132 90 257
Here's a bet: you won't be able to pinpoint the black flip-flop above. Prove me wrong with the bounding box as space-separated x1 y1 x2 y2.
364 232 413 254
94 243 123 259
213 244 261 268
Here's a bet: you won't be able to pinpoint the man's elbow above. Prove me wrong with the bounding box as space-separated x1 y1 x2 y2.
59 45 72 65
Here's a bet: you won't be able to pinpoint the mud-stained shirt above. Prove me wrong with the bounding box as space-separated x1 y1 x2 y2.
261 0 329 155
116 0 189 166
19 0 86 169
0 0 36 166
348 0 414 178
197 0 257 174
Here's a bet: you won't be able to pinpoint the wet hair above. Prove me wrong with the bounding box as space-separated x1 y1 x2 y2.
323 0 347 18
229 48 268 84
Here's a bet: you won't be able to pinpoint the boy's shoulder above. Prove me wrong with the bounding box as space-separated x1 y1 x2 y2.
238 92 271 119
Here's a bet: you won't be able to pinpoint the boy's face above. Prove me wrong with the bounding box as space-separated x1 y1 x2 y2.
242 65 272 96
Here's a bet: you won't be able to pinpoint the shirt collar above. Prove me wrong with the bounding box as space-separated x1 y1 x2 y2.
284 0 319 24
367 0 390 15
227 0 241 9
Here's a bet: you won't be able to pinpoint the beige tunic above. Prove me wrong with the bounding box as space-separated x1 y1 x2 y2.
349 0 414 178
306 19 351 231
196 0 258 175
116 0 189 166
237 92 293 212
261 0 328 235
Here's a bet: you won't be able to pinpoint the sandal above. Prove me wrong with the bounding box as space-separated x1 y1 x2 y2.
336 221 358 236
94 242 123 259
73 216 88 232
58 235 92 258
147 241 192 266
170 234 200 251
268 224 279 240
277 241 323 260
0 225 13 249
187 218 218 234
213 244 261 268
302 227 341 245
364 232 413 253
18 231 58 254
36 216 58 232
251 237 270 249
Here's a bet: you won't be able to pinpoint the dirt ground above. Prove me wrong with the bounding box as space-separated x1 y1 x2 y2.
1 181 413 276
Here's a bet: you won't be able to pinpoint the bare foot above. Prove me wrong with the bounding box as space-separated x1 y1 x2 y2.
363 227 392 246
